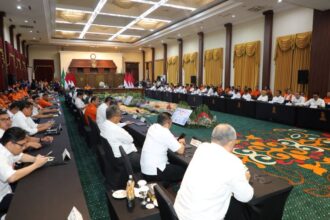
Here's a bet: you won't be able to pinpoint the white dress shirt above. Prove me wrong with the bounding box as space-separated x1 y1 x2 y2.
257 95 268 102
207 88 214 96
291 96 305 106
75 97 85 109
271 96 284 104
0 129 4 138
6 110 14 120
242 93 252 101
0 144 22 202
304 98 325 108
12 111 38 135
96 102 108 126
174 142 254 220
231 92 241 99
100 120 137 158
140 124 181 175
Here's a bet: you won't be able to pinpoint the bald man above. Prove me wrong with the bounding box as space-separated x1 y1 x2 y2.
174 124 254 220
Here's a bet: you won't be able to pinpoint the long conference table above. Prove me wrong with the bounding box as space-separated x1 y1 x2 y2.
106 114 293 220
6 102 90 219
145 90 330 131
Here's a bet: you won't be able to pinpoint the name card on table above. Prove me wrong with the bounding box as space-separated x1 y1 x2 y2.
67 206 83 220
62 148 71 161
190 138 202 148
140 117 146 123
132 115 138 119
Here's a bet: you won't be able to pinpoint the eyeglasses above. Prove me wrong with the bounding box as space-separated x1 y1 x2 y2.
0 117 10 122
13 142 26 148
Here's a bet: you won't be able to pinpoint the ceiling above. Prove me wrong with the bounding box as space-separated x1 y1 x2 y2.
1 0 330 50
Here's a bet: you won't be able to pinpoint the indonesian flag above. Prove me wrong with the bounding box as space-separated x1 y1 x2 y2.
65 72 76 87
128 73 134 88
124 73 129 88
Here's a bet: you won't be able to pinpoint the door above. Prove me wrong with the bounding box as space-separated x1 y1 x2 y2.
125 62 139 83
33 59 54 82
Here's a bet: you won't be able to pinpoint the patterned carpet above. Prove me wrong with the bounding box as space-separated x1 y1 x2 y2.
62 100 330 220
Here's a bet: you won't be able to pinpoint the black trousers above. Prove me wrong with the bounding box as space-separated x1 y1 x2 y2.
0 193 14 218
143 164 186 183
128 152 141 173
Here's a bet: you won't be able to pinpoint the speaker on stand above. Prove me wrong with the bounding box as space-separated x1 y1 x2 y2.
298 70 309 93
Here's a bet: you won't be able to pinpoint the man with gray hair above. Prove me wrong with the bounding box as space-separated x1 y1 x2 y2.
174 124 254 220
100 105 140 171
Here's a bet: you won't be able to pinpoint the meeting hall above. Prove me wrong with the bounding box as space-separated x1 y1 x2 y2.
0 0 329 220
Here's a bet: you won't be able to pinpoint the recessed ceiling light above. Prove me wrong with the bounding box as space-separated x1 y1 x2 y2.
33 37 36 40
29 30 32 33
200 26 203 30
278 0 282 3
24 20 28 23
178 33 181 37
232 14 236 18
17 5 22 10
161 40 164 43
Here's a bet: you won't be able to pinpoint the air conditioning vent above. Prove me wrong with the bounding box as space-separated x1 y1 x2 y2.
247 6 265 12
19 25 33 29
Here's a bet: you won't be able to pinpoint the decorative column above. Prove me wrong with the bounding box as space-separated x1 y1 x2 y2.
262 10 273 88
198 32 204 85
9 25 15 45
16 33 21 52
178 38 183 85
151 47 155 82
163 43 167 78
142 50 145 80
224 23 232 88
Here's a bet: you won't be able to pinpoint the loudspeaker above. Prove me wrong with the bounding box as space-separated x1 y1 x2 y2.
191 76 196 84
298 70 309 84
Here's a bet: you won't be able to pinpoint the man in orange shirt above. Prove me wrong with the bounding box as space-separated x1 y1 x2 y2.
38 93 53 108
251 86 260 99
324 92 330 105
85 96 100 124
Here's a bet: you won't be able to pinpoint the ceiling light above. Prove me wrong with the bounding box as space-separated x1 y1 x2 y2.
161 40 164 43
56 7 92 14
278 0 282 2
178 33 181 37
130 0 195 11
29 30 33 33
56 29 80 33
109 0 168 41
24 20 28 23
87 31 112 35
79 0 108 39
232 14 236 18
55 20 86 25
33 37 36 40
17 5 22 10
99 12 136 19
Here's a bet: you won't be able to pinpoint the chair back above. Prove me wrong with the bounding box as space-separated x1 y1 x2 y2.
100 136 126 190
154 185 178 220
119 146 134 182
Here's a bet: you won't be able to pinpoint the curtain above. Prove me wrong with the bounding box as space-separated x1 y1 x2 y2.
167 56 179 84
204 48 223 86
233 41 260 88
183 52 197 84
5 41 16 76
154 60 164 79
274 32 311 94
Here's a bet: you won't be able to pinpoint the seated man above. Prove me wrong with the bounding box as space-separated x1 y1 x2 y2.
291 92 305 106
304 93 325 108
100 105 140 172
0 110 53 148
174 124 254 220
231 89 241 99
12 101 53 135
251 86 260 99
84 96 99 123
37 93 53 108
242 89 251 101
324 92 330 106
284 89 293 102
271 90 284 104
140 112 185 183
257 90 269 102
6 102 20 120
96 96 113 126
75 92 86 111
0 127 48 218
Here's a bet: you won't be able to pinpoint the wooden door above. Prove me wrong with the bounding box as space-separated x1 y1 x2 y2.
33 59 54 82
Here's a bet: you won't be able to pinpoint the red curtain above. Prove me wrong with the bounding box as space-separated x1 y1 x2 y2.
5 41 16 77
0 38 5 90
33 59 54 82
15 49 22 81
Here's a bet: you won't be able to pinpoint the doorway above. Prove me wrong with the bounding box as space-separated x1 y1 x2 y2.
125 62 139 83
33 59 54 82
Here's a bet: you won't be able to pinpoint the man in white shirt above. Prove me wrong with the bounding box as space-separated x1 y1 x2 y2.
304 93 326 108
96 96 113 127
271 90 285 104
257 90 269 102
291 92 305 106
140 112 185 183
6 102 19 120
231 89 241 99
75 92 86 110
242 89 252 101
0 127 48 218
174 124 254 220
100 105 140 171
12 101 53 135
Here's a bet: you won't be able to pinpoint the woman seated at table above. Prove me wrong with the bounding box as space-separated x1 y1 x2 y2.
174 124 253 220
140 112 185 184
0 127 49 219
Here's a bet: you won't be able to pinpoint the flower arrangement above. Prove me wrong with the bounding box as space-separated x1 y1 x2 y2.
187 104 217 128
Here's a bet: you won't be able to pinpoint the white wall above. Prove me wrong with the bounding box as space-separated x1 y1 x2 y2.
167 42 178 57
155 46 163 60
231 17 264 87
270 7 313 90
29 45 61 79
183 35 198 54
